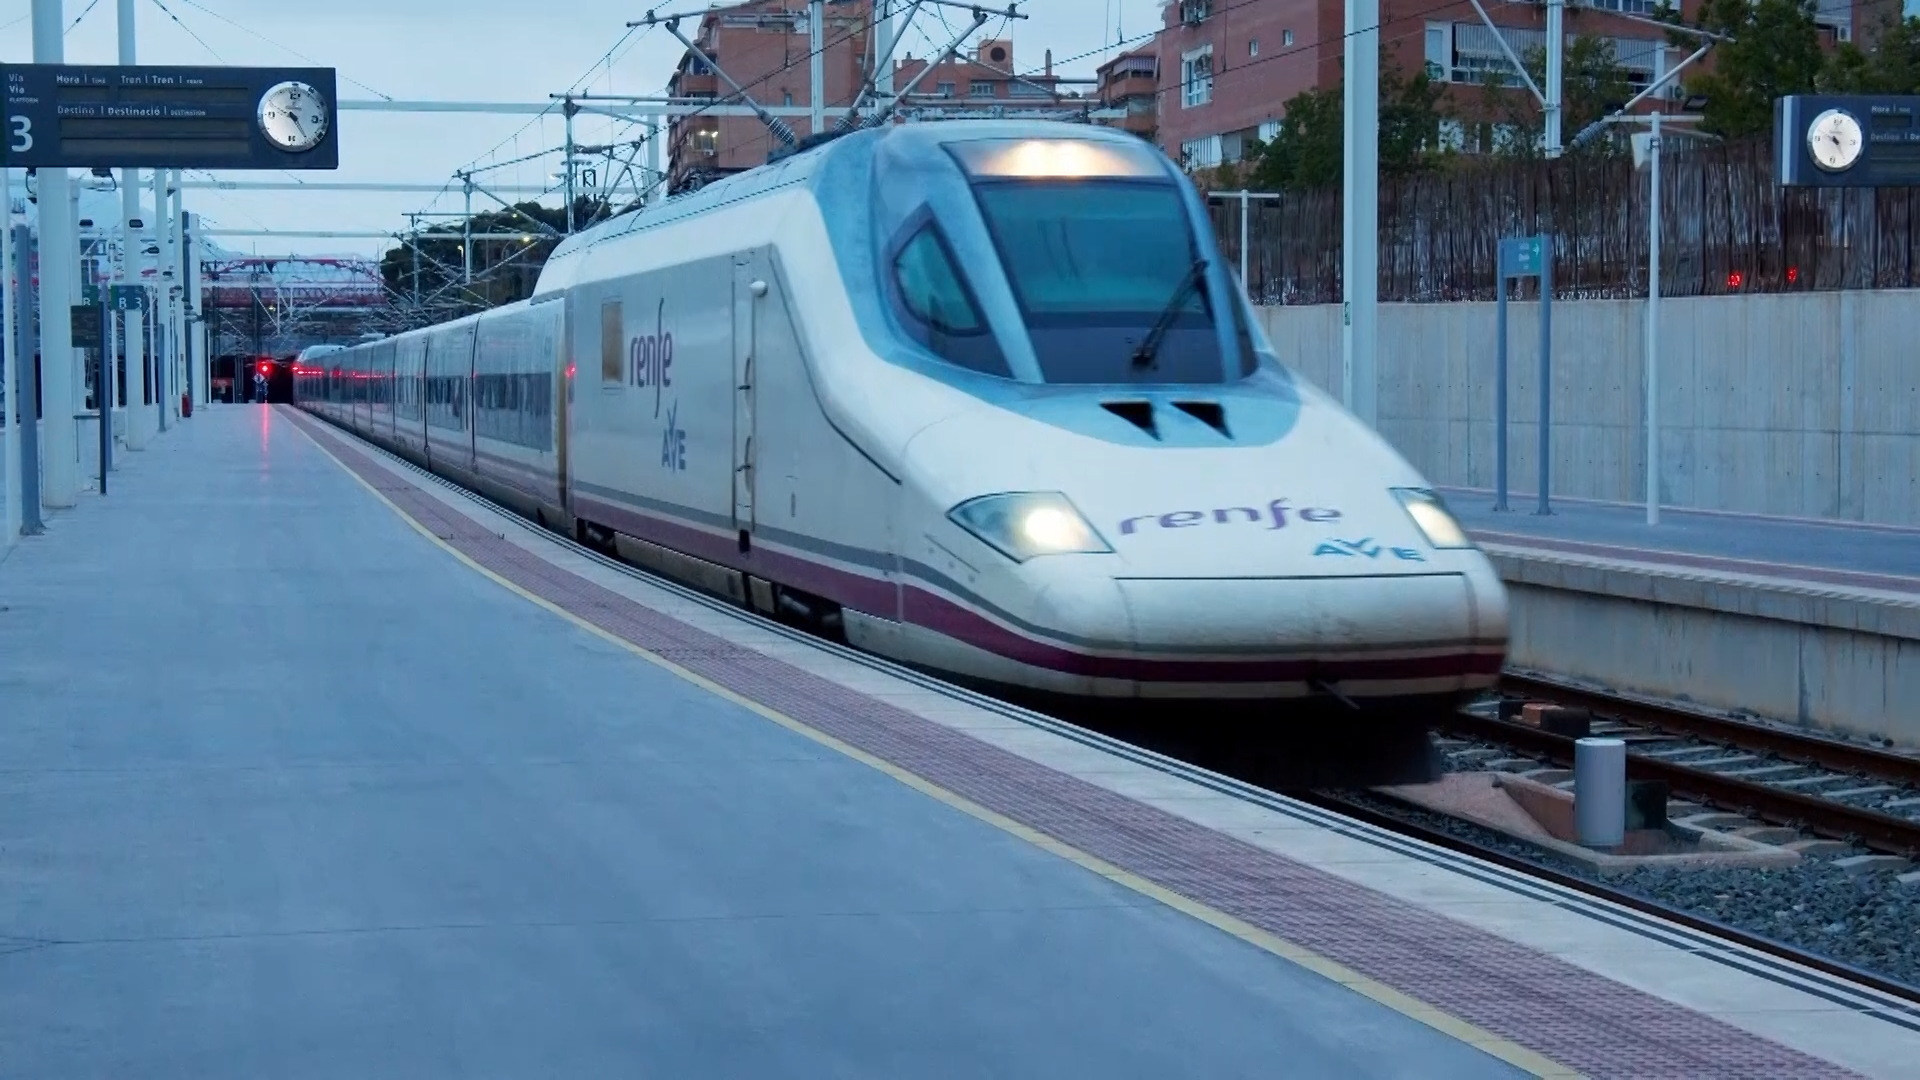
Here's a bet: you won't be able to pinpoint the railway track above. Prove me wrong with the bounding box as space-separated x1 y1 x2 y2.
1449 673 1920 858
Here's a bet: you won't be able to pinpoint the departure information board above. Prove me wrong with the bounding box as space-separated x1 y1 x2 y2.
1 64 338 170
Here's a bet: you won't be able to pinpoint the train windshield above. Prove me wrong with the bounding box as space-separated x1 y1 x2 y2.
948 138 1255 386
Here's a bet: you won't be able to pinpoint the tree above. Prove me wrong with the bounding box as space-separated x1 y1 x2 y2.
1239 64 1452 192
1244 84 1342 192
1474 36 1635 158
1663 0 1826 140
1821 16 1920 94
377 198 604 319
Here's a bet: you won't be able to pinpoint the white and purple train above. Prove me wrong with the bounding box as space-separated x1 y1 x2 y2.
297 120 1508 729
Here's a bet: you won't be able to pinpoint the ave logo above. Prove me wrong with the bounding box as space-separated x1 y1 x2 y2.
1313 537 1426 562
661 401 687 472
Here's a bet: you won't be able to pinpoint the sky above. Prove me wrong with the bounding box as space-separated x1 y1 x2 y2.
1 0 1169 261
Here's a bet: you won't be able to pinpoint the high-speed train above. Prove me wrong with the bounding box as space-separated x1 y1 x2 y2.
296 120 1508 733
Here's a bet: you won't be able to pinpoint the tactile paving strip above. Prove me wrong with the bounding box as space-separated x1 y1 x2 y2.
293 412 1864 1080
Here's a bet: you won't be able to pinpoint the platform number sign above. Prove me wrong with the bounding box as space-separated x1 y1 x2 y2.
0 63 339 170
5 68 30 157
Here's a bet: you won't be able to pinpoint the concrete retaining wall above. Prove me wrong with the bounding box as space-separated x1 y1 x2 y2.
1254 292 1920 526
1490 549 1920 747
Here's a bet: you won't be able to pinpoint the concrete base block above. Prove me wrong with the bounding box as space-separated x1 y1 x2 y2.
1828 854 1912 875
1380 772 1800 878
1783 839 1855 857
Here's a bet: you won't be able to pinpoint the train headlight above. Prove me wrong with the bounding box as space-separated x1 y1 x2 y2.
1391 488 1474 549
948 493 1113 562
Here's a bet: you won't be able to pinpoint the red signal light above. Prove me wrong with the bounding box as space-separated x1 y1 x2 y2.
1786 266 1799 284
1727 271 1744 289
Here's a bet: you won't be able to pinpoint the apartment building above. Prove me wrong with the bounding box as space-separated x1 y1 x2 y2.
1149 0 1851 171
664 0 1072 191
1094 48 1162 139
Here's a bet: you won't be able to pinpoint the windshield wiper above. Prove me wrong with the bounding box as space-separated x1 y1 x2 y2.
1130 258 1210 370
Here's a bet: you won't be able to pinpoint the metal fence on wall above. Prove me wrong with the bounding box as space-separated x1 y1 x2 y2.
1208 139 1920 305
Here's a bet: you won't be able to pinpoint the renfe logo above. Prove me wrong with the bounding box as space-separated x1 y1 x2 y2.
1118 498 1341 536
629 298 673 417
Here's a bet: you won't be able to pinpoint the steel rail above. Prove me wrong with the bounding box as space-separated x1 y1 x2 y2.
1443 707 1920 858
1502 671 1920 786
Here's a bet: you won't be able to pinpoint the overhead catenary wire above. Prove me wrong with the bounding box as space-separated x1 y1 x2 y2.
167 0 396 100
146 0 227 62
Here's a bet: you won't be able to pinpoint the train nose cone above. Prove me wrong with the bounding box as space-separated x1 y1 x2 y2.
1110 575 1502 698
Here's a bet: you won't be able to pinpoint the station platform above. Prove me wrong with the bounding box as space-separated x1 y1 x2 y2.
1 404 1916 1077
1441 487 1920 749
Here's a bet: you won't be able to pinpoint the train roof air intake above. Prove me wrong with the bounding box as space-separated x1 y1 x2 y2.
1172 400 1230 438
1101 400 1158 439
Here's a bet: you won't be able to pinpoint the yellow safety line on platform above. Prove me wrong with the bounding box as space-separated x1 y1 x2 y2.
288 411 1582 1080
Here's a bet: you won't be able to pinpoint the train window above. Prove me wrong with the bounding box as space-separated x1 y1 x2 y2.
970 180 1253 384
600 301 623 384
890 225 1012 378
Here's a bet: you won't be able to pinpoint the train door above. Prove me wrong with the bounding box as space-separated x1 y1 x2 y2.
463 322 479 473
420 337 434 471
551 296 572 515
732 253 765 539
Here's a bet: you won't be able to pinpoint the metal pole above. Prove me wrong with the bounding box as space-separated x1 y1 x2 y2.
2 185 18 542
1536 232 1552 515
1646 111 1662 526
151 167 168 431
563 100 577 234
32 0 79 508
1238 190 1250 301
184 208 202 407
98 301 110 492
646 118 662 205
809 0 826 137
461 174 473 286
1495 244 1509 512
10 224 43 534
874 0 896 99
1545 0 1564 158
409 217 420 307
116 0 148 444
1341 0 1379 428
170 170 185 415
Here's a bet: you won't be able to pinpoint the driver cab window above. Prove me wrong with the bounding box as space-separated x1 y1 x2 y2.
891 225 1011 378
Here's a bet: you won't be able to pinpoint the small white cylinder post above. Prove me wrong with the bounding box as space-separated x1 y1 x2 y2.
1646 111 1662 526
32 0 80 508
809 0 825 137
1341 0 1380 428
1574 737 1627 848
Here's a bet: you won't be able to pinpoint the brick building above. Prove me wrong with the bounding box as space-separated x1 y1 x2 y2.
1094 48 1161 139
664 0 1075 191
1150 0 1869 173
